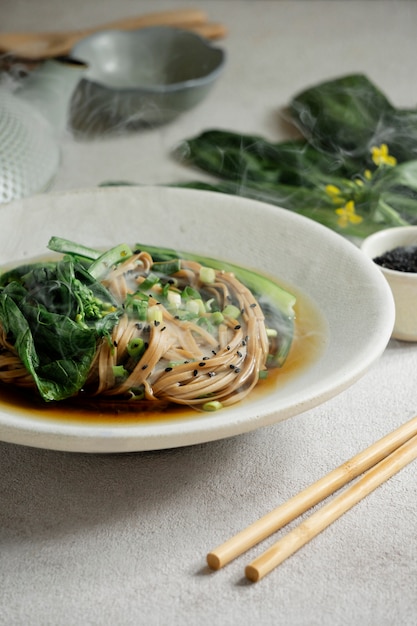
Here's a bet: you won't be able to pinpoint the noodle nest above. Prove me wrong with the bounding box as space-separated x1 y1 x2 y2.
0 250 273 411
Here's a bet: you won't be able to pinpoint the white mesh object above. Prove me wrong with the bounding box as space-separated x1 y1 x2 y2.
0 89 60 204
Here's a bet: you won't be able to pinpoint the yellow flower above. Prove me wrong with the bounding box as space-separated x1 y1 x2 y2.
371 144 397 167
335 200 363 228
364 169 372 180
325 184 342 204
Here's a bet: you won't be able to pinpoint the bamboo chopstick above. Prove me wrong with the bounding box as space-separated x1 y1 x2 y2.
207 415 417 574
245 432 417 582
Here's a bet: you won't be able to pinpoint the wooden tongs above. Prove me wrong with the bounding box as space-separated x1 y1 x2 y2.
0 8 227 60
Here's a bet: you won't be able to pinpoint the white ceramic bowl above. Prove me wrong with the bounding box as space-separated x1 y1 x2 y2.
70 26 225 134
0 186 394 452
362 226 417 341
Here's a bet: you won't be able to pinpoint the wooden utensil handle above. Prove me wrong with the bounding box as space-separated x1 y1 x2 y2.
0 9 226 59
85 8 209 34
187 22 228 40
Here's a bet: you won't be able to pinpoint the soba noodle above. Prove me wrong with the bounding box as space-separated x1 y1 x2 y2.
0 243 294 411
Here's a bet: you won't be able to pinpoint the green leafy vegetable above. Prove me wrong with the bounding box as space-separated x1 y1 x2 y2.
0 256 122 401
0 237 297 404
290 74 417 164
173 74 417 237
88 243 133 280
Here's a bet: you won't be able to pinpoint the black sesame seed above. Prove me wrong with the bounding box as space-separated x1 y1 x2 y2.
199 362 206 367
234 367 241 374
203 356 209 360
250 303 257 308
113 341 118 347
154 320 160 327
165 367 173 372
141 364 149 370
237 351 243 358
234 325 241 330
135 323 143 330
160 326 166 332
229 364 235 369
193 369 198 376
374 246 417 272
208 372 216 378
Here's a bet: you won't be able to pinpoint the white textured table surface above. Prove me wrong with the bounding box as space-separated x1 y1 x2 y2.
1 2 417 625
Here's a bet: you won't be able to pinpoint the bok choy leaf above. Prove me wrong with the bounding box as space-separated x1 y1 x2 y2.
174 74 417 237
0 257 122 401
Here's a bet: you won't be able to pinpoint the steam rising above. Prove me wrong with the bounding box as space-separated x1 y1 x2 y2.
0 247 295 410
174 74 417 238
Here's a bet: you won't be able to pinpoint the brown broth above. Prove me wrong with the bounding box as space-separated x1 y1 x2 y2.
0 287 327 426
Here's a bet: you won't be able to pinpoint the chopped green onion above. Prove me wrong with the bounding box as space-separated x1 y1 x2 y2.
129 386 145 400
167 290 182 308
147 305 163 324
138 272 161 291
186 298 205 315
182 286 200 300
222 304 241 319
266 328 278 338
126 293 149 320
199 266 216 284
112 365 129 379
161 283 170 298
202 400 223 412
211 311 224 325
259 370 269 379
127 337 145 359
89 243 133 280
205 297 216 312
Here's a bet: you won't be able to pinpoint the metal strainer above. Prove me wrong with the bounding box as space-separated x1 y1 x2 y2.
0 88 60 204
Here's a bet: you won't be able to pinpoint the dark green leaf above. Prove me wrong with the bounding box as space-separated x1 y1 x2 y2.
0 257 122 401
172 74 417 237
290 74 417 165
